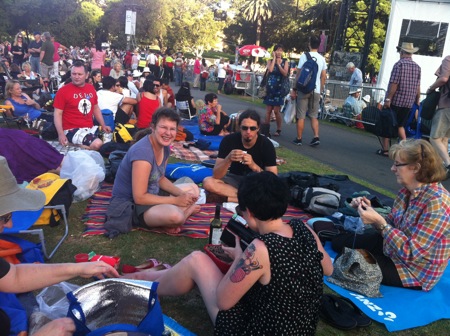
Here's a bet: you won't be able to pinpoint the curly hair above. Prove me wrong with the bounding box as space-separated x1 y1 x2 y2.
389 139 447 183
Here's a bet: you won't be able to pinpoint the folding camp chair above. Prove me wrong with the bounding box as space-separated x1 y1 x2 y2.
176 100 195 119
17 205 69 259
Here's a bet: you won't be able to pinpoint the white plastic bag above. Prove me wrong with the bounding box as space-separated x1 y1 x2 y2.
60 151 105 202
283 98 296 124
36 282 80 320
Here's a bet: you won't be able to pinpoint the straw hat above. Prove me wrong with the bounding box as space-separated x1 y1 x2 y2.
396 42 419 54
362 95 371 103
142 67 151 73
0 156 45 232
349 88 361 95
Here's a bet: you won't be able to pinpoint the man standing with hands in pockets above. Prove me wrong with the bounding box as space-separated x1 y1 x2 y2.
202 109 277 202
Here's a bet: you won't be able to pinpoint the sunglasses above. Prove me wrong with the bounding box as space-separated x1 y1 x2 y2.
0 213 12 224
154 84 160 87
240 126 258 131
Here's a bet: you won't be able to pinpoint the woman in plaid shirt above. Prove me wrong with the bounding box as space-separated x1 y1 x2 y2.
334 139 449 291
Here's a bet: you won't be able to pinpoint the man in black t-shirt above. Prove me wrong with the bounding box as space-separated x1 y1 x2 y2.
28 31 42 74
203 109 277 202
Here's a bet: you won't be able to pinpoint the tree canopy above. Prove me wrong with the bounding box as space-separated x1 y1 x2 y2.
0 0 390 73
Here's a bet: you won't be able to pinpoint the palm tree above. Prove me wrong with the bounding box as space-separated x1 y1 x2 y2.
242 0 280 46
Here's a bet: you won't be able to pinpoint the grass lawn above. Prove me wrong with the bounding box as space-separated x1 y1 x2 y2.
28 145 450 336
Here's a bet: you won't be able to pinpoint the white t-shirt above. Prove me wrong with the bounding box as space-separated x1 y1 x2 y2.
297 51 327 94
146 53 157 65
97 90 124 117
217 63 227 78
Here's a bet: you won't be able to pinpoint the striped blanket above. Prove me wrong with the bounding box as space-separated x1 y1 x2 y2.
82 183 311 238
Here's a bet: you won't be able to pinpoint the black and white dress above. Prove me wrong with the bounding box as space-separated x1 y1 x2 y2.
214 220 324 336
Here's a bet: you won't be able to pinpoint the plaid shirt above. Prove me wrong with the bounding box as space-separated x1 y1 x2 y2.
382 183 450 291
389 57 421 108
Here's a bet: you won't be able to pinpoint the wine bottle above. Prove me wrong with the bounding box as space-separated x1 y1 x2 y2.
209 204 222 245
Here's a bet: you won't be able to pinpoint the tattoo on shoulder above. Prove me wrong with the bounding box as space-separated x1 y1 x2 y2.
229 243 263 283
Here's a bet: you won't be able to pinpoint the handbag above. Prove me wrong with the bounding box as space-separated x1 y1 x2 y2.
257 70 269 99
201 71 209 79
280 76 291 97
328 247 383 298
220 214 258 250
421 90 440 120
66 279 164 336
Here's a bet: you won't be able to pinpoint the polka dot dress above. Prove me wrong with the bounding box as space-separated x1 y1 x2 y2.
214 219 324 336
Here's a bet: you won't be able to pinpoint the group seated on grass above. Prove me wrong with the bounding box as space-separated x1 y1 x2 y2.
1 99 450 334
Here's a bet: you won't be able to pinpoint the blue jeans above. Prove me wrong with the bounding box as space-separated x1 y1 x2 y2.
174 67 183 86
218 78 225 91
30 56 40 74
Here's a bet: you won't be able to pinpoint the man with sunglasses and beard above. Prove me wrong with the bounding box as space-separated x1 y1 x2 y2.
203 109 277 203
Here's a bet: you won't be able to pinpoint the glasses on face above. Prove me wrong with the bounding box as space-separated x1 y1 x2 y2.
393 162 409 168
154 84 160 87
240 126 258 131
0 213 12 224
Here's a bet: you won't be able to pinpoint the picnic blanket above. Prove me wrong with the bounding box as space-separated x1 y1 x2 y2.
324 242 450 332
82 183 311 238
181 118 224 151
163 315 196 336
170 141 217 162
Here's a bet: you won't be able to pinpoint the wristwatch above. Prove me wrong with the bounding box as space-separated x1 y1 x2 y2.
378 223 388 231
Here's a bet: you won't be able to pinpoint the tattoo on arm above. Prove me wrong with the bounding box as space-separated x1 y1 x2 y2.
229 243 263 283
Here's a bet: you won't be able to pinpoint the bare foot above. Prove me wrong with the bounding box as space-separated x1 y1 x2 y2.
184 203 201 221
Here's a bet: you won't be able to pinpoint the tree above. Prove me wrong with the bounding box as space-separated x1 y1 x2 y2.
241 0 281 46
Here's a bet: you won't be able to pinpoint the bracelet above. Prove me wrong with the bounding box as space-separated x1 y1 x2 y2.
384 98 390 102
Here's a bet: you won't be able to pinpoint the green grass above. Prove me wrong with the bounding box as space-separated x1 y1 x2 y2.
4 94 446 335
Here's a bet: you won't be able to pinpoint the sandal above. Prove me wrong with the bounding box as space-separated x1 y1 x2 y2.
273 130 281 136
376 149 389 157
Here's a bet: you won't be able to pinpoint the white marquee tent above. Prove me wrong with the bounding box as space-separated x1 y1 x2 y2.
377 0 450 95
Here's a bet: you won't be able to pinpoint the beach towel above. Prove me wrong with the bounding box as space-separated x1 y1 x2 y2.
324 242 450 332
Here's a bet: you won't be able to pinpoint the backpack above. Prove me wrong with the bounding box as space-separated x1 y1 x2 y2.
296 52 318 94
105 150 127 183
301 187 341 216
114 123 137 143
224 81 233 95
175 125 194 142
373 108 398 138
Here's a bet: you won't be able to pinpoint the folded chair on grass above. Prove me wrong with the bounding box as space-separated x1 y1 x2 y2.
176 100 195 120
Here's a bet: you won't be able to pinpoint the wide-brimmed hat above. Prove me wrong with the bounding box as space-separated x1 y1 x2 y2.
362 95 371 103
349 88 361 95
132 70 142 77
0 156 45 232
396 42 419 54
142 67 151 73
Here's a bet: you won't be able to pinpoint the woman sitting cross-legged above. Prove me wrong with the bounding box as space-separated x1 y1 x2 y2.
124 171 333 335
332 139 450 291
105 108 200 236
198 93 230 136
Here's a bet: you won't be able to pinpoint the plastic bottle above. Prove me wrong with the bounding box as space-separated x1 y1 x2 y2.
209 204 222 245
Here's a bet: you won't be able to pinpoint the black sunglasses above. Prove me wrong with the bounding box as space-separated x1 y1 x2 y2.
240 126 258 131
0 213 12 223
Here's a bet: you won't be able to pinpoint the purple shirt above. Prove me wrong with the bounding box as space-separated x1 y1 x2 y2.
388 57 421 108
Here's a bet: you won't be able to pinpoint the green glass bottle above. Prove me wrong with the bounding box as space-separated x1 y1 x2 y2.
209 204 222 245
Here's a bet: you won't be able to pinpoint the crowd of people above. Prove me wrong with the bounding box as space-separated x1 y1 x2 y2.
1 30 450 335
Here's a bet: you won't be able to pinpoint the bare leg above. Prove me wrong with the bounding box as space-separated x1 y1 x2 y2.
203 177 237 202
398 126 406 140
430 137 450 166
296 118 305 139
123 251 223 324
310 117 319 137
265 105 273 124
274 106 282 131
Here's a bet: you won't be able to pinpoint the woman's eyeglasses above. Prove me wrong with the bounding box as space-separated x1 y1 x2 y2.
393 162 409 167
0 213 12 224
240 126 258 131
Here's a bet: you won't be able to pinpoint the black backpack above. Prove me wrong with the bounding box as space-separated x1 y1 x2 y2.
105 150 127 183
